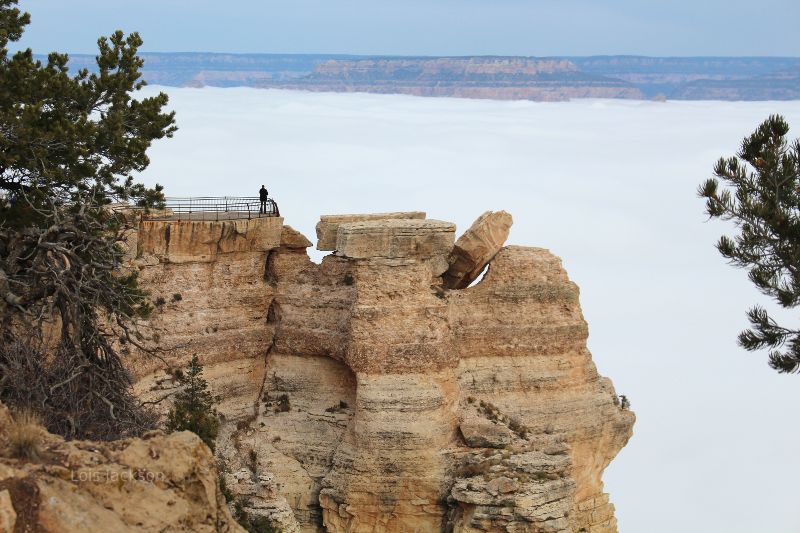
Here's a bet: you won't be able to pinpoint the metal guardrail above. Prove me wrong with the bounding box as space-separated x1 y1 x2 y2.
143 196 280 221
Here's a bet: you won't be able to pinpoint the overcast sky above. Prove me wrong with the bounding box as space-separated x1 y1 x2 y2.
11 0 800 57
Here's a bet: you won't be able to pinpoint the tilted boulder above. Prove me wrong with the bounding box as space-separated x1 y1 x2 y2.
443 210 513 289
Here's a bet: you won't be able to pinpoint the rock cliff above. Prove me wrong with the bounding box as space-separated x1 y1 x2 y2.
130 210 634 532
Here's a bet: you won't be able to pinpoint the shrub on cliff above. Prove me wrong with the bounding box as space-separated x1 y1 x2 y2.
0 340 157 440
166 355 220 451
698 115 800 373
0 0 175 437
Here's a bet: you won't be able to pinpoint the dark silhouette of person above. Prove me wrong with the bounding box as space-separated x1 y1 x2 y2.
259 185 269 214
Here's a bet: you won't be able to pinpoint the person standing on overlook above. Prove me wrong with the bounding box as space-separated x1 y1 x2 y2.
259 185 269 214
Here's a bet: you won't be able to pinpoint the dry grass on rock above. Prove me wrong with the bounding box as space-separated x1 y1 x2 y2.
6 409 45 461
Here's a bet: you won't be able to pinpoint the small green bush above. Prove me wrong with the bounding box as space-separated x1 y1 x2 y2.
218 472 234 503
325 400 350 413
274 394 290 413
619 395 631 410
248 449 258 475
165 355 220 451
234 498 281 533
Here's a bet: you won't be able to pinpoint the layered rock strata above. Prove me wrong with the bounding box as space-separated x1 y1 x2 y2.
130 210 634 533
315 211 426 251
270 58 644 101
128 217 282 377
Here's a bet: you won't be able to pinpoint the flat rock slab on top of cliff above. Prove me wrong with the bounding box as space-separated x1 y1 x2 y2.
316 211 426 251
335 219 455 260
138 217 284 263
444 210 513 289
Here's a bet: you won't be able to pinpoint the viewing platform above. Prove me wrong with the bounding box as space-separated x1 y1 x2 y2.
142 196 280 221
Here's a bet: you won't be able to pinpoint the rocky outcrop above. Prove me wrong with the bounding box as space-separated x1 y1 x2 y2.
448 246 632 532
0 402 243 533
138 217 283 264
127 216 283 378
130 210 634 533
443 210 513 289
282 225 313 249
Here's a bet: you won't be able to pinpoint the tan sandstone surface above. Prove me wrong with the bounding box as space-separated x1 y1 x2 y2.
0 402 243 533
129 209 635 532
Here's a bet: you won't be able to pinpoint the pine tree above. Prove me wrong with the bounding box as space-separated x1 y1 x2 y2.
0 0 176 438
698 115 800 373
166 356 220 451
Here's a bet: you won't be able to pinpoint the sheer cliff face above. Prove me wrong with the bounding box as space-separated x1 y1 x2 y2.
131 212 634 533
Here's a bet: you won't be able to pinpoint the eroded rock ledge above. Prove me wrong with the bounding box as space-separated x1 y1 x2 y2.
130 210 635 533
0 403 243 533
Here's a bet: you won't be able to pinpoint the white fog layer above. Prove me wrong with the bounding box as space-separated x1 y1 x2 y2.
136 87 800 533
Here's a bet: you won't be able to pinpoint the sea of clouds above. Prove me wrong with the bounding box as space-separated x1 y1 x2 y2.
136 86 800 533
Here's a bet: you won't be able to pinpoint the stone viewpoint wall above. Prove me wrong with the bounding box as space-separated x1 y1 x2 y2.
130 211 634 533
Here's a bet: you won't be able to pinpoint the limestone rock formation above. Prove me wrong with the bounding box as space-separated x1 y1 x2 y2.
129 210 634 533
315 211 426 251
0 402 243 533
443 210 513 289
282 225 313 249
138 217 283 264
127 216 282 377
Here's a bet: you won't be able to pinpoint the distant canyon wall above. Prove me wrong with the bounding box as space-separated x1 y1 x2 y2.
56 53 800 101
